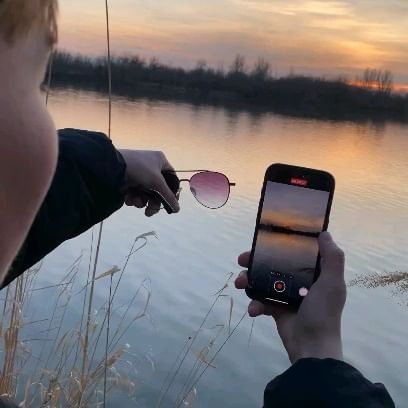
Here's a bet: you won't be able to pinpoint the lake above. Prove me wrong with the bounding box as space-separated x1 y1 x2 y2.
15 89 408 406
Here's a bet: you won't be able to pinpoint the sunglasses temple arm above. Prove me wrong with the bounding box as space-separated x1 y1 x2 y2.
229 183 236 186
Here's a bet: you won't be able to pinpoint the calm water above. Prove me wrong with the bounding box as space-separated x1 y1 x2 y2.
28 89 408 406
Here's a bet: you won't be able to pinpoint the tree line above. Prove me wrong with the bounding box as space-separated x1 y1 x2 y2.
47 52 408 121
356 68 394 94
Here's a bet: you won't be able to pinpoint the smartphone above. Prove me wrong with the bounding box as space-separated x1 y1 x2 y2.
246 164 335 308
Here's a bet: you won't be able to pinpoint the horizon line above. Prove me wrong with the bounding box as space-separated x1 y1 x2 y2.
53 48 408 94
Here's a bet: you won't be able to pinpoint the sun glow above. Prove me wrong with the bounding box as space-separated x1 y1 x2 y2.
58 0 408 87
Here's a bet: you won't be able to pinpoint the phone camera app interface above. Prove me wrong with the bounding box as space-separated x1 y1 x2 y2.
250 181 330 302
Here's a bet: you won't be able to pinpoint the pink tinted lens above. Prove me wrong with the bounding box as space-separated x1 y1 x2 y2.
189 172 230 209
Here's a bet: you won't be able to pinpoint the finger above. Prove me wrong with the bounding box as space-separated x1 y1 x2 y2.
145 198 162 217
238 252 250 268
247 299 294 322
248 300 266 317
159 154 180 212
134 197 147 208
125 195 147 208
154 176 180 213
235 270 248 289
125 196 134 206
318 232 345 283
145 207 160 217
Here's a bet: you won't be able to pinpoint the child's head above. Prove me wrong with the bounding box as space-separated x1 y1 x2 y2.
0 0 59 285
0 0 58 46
0 0 59 89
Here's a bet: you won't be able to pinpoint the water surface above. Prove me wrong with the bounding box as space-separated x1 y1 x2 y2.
30 90 408 406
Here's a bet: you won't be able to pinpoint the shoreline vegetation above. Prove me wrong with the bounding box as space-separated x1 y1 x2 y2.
259 224 319 238
47 51 408 122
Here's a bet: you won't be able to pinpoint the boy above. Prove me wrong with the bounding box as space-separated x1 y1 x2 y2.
0 0 59 284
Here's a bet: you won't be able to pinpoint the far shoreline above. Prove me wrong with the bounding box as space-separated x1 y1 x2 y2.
45 51 408 124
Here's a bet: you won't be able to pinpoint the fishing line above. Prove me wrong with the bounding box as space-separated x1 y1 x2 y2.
103 0 113 406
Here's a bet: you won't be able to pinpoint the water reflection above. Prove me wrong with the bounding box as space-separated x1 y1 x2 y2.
43 89 408 407
251 231 318 294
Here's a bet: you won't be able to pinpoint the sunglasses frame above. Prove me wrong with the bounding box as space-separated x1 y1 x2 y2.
167 170 236 209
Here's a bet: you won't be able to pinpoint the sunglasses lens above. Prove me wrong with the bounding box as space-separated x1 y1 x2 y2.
190 172 230 209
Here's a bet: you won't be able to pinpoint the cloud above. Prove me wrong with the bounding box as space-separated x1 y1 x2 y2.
58 0 408 85
260 182 329 232
234 0 352 17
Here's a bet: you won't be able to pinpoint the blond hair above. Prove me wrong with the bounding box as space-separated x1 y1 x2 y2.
0 0 58 45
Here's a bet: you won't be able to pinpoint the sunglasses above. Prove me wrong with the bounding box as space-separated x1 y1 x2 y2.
144 170 236 213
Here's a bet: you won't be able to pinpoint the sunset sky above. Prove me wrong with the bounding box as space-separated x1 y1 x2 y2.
260 182 329 232
59 0 408 87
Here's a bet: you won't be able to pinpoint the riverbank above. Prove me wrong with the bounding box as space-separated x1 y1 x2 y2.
47 52 408 123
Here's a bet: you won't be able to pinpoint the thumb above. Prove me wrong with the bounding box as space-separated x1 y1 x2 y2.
318 231 345 284
154 175 180 213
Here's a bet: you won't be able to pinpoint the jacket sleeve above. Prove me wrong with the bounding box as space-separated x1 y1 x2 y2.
2 128 126 289
264 358 395 408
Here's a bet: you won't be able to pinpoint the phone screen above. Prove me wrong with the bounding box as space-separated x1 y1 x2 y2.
249 178 331 305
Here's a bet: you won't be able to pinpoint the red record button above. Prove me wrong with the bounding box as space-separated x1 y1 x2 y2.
274 281 286 293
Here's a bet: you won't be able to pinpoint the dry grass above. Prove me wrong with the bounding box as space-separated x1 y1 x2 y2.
3 244 402 407
155 273 248 408
0 234 248 407
0 231 156 407
349 271 408 294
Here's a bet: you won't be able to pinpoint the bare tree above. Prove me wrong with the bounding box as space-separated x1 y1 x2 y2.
195 59 207 71
252 57 271 80
149 57 160 70
229 54 246 74
362 68 378 88
378 70 393 94
361 68 393 94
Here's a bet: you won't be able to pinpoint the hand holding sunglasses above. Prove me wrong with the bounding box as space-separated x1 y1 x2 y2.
119 149 181 216
142 170 236 214
119 149 235 215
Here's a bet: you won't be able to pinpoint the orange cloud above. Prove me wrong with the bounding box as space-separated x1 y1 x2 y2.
57 0 408 85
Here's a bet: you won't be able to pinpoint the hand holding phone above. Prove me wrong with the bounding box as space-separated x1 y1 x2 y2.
246 164 335 307
236 232 346 363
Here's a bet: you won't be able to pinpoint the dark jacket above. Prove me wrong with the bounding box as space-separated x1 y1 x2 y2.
2 129 395 407
3 128 126 289
264 358 395 407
